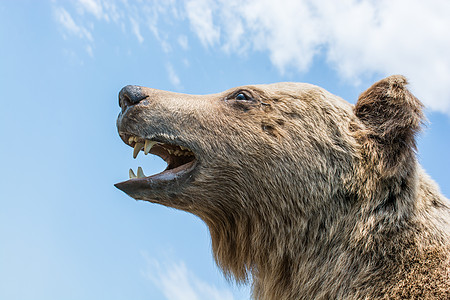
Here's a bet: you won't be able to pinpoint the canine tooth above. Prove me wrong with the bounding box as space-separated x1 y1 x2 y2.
128 136 134 144
144 140 157 155
133 142 144 159
137 167 145 178
129 168 136 179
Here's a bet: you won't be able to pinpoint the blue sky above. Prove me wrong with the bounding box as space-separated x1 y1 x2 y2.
1 1 449 299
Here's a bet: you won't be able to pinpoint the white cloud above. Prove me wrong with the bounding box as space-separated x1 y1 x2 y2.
130 17 144 43
230 0 323 72
139 1 177 53
185 0 220 47
53 6 93 41
166 63 181 88
142 255 235 300
77 0 106 20
319 0 450 113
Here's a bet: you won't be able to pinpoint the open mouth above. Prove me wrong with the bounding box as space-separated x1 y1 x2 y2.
115 133 198 195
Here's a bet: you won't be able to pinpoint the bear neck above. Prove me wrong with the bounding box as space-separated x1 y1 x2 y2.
204 189 358 296
206 161 445 299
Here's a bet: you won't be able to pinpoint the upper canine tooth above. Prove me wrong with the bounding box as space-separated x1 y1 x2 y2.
133 142 144 159
144 140 157 155
128 136 134 144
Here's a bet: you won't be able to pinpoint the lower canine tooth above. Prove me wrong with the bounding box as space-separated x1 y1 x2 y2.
129 168 137 179
133 142 144 159
137 167 145 178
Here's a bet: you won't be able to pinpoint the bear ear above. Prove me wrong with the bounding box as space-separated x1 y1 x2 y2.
354 75 425 172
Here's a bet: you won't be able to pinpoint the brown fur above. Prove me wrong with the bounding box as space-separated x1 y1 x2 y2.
116 75 450 299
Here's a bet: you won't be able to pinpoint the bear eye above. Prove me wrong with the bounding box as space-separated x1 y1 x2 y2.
233 91 253 101
235 93 248 100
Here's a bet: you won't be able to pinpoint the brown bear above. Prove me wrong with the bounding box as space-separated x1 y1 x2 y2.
115 75 449 299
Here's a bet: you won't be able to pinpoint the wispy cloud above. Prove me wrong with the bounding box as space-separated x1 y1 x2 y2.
142 254 236 300
53 6 93 41
166 63 182 88
130 17 144 43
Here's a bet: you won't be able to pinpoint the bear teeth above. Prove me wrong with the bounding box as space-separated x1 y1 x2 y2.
144 140 157 155
133 142 144 159
128 135 194 159
129 136 157 159
129 167 146 179
137 166 145 178
127 135 196 180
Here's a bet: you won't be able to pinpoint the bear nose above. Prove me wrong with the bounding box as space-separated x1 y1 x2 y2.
118 85 148 109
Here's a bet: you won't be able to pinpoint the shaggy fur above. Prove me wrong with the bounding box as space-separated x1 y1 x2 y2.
116 75 449 299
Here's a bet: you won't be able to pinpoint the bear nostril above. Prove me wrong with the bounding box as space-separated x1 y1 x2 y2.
118 85 148 109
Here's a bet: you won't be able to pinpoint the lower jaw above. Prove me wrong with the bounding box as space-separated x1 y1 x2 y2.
114 160 197 202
